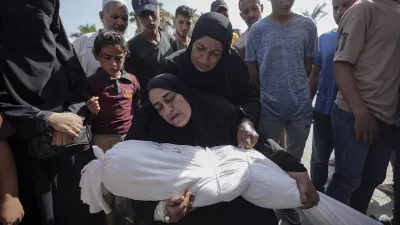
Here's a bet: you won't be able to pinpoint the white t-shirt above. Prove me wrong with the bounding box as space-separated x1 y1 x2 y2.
73 31 101 77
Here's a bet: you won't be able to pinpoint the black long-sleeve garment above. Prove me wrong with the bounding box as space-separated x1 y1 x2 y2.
0 2 101 225
160 48 261 125
125 74 306 225
0 0 89 138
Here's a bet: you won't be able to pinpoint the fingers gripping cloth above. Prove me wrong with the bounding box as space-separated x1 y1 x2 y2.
80 141 382 225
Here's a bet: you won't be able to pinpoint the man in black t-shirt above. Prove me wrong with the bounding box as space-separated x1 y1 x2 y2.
125 0 178 100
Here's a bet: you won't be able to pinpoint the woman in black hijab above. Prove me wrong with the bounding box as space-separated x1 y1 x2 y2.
160 12 260 150
0 1 104 224
126 73 317 225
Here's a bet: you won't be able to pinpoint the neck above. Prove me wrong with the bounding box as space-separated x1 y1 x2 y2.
269 11 294 24
109 71 122 79
175 33 189 45
141 29 159 42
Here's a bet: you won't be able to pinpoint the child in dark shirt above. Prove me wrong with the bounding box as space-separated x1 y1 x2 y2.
87 30 140 151
86 30 138 225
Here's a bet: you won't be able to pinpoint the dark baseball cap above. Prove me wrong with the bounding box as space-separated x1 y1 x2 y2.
211 0 228 12
132 0 158 15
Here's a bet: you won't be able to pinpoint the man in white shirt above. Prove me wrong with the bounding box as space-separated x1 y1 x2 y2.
73 0 128 77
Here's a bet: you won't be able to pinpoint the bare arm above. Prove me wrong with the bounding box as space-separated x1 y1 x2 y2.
304 58 313 78
247 62 260 93
308 65 321 100
334 61 368 114
335 61 378 142
0 140 24 224
0 141 18 199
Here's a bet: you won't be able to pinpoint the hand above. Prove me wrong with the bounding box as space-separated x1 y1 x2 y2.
165 188 195 223
354 111 379 144
87 97 100 114
52 131 74 146
0 194 24 225
287 172 319 209
237 118 259 149
47 113 83 137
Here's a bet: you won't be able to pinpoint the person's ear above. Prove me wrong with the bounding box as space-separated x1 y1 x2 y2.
260 4 264 12
99 11 105 21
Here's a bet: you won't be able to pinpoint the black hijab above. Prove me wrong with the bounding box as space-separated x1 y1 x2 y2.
126 72 240 148
178 12 233 101
0 0 88 119
127 73 207 146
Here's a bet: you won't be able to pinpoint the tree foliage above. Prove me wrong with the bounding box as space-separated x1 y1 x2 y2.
70 24 97 38
301 3 328 24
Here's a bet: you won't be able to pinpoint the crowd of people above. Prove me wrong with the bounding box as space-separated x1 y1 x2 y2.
0 0 400 224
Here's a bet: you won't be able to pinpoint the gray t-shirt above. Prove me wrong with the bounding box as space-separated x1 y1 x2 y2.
246 14 318 120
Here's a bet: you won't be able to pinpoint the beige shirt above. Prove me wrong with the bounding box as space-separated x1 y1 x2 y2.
334 0 400 125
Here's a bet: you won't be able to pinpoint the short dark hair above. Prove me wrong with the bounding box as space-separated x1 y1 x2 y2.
175 5 194 19
238 0 261 11
93 30 129 57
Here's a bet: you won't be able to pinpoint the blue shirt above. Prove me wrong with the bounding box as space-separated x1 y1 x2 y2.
246 14 318 120
313 30 339 115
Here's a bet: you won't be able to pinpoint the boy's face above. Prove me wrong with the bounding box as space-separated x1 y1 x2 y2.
270 0 295 16
174 14 192 37
96 45 126 77
135 8 161 33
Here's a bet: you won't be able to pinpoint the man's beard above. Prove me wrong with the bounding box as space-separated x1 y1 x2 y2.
113 27 127 35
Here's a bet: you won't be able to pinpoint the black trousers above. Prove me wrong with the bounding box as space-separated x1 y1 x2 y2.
10 136 106 225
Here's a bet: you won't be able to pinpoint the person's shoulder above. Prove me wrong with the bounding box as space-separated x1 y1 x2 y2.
165 49 185 61
250 18 268 31
127 34 144 46
160 30 175 41
87 70 102 83
74 32 96 44
161 49 185 74
341 0 375 21
161 31 178 49
127 72 139 86
352 0 376 10
295 14 317 27
320 29 337 38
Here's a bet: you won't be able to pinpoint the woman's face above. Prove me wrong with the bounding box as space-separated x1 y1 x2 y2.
149 88 192 127
191 36 223 72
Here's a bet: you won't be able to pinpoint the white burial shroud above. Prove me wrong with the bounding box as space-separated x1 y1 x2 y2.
80 140 381 225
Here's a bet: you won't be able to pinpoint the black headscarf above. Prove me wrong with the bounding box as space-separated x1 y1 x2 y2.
127 73 208 146
178 12 233 101
0 0 89 137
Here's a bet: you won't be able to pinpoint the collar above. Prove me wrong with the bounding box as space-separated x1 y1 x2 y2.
96 67 132 89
